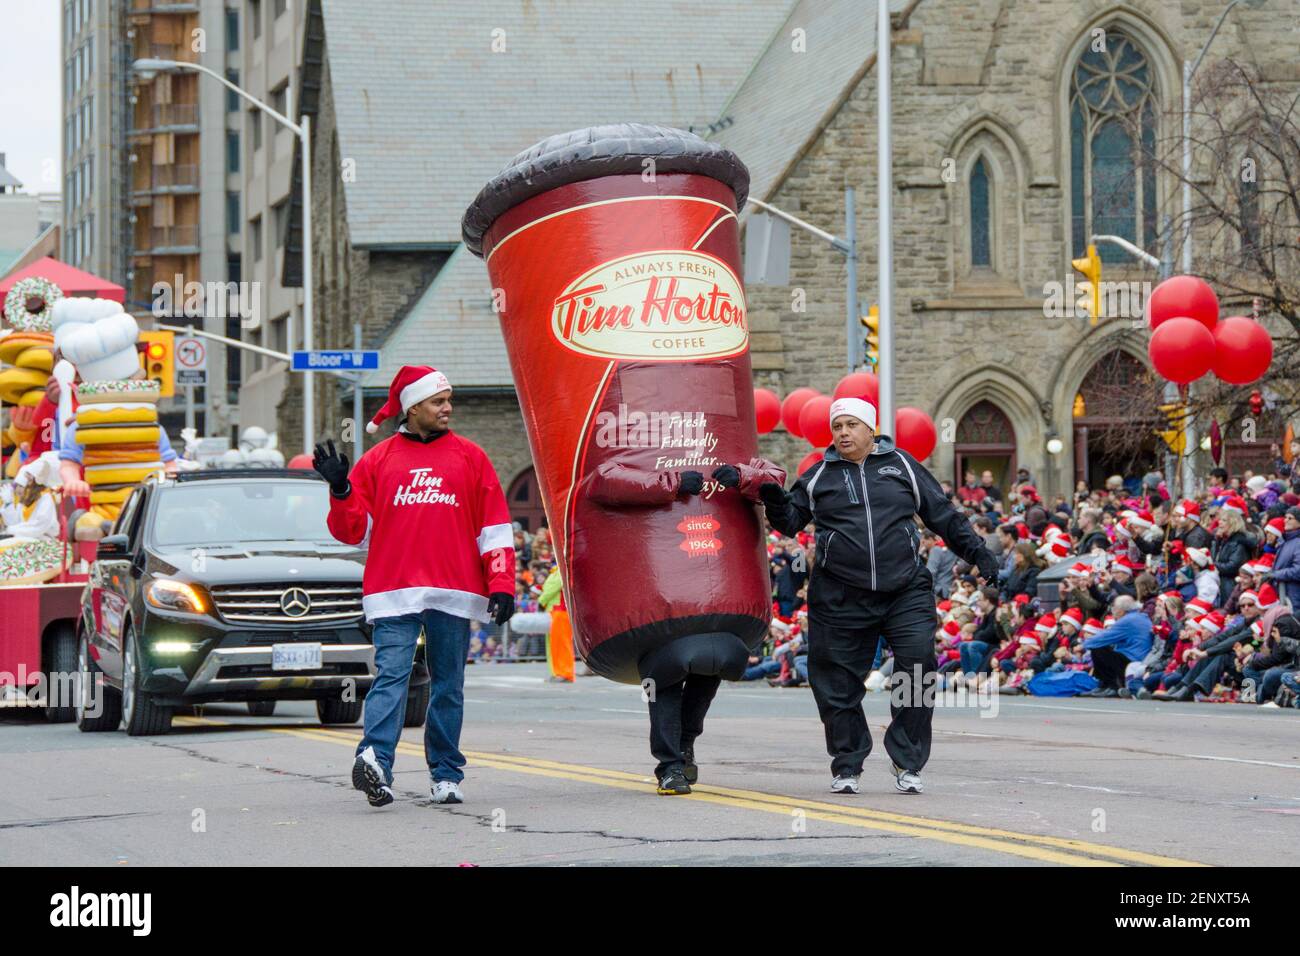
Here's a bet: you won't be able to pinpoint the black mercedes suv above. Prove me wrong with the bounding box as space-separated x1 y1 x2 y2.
74 469 429 736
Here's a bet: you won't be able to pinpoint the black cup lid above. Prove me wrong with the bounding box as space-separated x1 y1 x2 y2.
461 123 749 258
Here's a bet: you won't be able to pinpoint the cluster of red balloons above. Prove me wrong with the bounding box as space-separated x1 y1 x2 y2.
1146 276 1273 385
754 372 938 475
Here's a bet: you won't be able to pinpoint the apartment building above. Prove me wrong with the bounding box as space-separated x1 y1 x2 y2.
61 0 124 281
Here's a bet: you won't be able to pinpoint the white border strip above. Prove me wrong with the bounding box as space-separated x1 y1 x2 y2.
485 195 734 264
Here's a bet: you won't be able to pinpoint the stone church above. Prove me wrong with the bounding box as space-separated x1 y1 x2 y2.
292 0 1298 525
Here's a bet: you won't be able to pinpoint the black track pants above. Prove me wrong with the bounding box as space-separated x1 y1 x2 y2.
648 673 722 778
807 566 939 776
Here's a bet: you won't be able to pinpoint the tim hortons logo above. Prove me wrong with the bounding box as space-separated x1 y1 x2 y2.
551 251 749 361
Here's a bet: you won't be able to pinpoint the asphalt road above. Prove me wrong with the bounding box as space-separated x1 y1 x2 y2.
2 663 1298 866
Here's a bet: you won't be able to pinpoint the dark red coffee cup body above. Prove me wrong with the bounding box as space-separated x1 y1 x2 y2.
480 173 769 683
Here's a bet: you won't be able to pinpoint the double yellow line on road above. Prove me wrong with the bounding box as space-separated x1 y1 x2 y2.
199 718 1203 867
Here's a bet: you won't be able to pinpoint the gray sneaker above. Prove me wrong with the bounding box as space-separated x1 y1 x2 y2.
891 762 924 794
352 746 395 808
431 780 464 804
830 774 860 795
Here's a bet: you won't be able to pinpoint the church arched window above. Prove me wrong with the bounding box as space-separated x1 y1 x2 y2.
970 157 991 268
1069 32 1159 263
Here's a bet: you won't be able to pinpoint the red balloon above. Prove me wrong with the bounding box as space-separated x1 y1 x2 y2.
287 453 314 469
1147 275 1218 331
833 371 879 404
894 407 937 460
754 388 781 434
799 395 835 448
780 387 820 438
1148 317 1215 384
797 450 824 475
1211 316 1273 385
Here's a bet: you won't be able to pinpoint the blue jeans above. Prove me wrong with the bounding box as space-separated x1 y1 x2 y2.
742 659 782 681
1243 665 1289 703
959 641 990 673
358 608 471 784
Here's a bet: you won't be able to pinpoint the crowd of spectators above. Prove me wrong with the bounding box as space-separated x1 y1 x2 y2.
750 440 1300 706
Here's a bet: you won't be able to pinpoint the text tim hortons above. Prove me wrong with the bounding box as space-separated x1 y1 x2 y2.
551 251 749 361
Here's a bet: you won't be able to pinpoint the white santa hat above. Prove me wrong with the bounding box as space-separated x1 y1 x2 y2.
828 397 877 432
366 364 452 434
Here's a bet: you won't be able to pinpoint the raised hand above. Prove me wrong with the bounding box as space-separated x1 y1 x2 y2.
312 439 351 495
678 470 705 496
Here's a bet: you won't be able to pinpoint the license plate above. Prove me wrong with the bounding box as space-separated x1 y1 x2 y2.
272 642 322 671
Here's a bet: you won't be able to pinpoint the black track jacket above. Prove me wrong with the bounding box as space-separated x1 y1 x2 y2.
764 436 997 594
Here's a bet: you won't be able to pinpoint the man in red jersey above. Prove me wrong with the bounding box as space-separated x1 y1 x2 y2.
314 364 515 808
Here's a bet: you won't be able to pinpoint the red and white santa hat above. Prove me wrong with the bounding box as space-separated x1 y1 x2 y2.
1219 495 1249 516
1250 553 1276 575
366 365 452 434
1250 619 1266 641
1185 597 1213 620
1067 561 1094 579
1035 613 1057 634
942 619 962 638
1125 509 1155 530
1184 547 1213 569
1198 611 1226 635
1059 607 1084 631
1265 517 1286 541
828 396 877 431
1034 538 1066 561
1174 499 1200 519
1256 583 1279 610
1082 617 1104 636
1239 589 1259 607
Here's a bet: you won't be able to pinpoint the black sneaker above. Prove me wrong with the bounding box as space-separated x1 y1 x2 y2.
682 747 698 785
352 746 395 808
656 769 691 795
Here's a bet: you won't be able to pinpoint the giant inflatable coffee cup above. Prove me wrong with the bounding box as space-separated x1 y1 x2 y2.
463 124 784 684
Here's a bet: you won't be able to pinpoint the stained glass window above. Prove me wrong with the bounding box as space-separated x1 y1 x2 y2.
1069 32 1159 263
970 157 991 267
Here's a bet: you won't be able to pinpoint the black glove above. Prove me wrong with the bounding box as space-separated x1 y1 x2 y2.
758 482 789 508
486 592 515 627
712 464 741 489
679 470 705 496
313 440 351 496
975 549 1000 584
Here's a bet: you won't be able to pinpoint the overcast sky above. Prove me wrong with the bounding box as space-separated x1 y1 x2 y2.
0 2 62 193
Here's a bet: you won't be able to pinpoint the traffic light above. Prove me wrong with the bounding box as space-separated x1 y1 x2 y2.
861 305 880 368
138 330 175 397
1071 244 1102 325
1155 401 1189 456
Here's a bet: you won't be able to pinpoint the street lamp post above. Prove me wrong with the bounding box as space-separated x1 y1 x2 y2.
876 0 895 439
132 58 314 457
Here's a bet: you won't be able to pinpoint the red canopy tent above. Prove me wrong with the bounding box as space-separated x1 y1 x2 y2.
0 256 126 304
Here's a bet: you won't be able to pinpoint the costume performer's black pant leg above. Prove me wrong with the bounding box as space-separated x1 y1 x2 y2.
648 673 721 778
808 567 938 777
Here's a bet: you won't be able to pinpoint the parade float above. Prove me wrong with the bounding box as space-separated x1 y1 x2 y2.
0 261 138 719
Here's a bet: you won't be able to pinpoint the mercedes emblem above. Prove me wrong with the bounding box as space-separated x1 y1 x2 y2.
279 587 312 618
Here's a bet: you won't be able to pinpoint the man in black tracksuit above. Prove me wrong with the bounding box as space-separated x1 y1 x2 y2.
758 397 999 795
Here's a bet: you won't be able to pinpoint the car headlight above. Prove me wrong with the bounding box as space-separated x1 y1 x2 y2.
145 579 209 615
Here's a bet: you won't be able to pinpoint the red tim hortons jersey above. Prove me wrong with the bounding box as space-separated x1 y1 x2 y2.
326 427 516 622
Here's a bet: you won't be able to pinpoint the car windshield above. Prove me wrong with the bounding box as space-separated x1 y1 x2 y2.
150 480 341 549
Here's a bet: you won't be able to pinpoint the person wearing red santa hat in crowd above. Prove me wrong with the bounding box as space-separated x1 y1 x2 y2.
313 364 515 808
758 395 999 795
1211 495 1256 602
1178 546 1220 606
